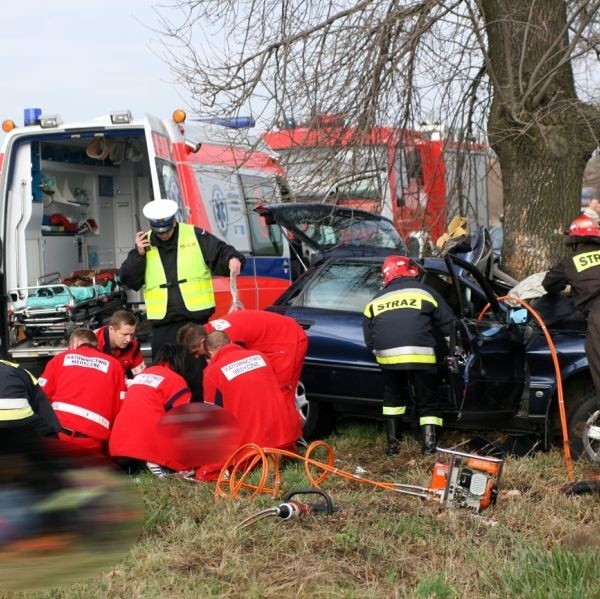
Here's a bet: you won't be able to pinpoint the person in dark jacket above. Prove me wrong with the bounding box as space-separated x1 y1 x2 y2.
542 215 600 400
0 359 61 493
363 255 454 455
119 199 245 401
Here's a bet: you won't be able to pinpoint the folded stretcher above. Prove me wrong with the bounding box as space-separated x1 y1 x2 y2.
8 270 127 346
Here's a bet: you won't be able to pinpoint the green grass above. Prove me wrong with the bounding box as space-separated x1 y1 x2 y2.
2 420 599 598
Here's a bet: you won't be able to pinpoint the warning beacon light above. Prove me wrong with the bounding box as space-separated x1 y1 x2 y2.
24 107 42 126
39 114 63 129
110 110 133 124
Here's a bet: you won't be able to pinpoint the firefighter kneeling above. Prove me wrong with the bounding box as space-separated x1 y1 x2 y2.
363 256 454 455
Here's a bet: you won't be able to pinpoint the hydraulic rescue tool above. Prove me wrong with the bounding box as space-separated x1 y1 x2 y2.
235 489 337 530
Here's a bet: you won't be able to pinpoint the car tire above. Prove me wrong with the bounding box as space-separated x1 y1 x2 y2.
296 381 336 440
567 393 600 462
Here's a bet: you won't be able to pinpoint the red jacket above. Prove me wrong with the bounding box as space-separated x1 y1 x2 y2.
108 365 192 470
39 344 126 441
203 343 302 452
206 310 308 404
95 326 145 378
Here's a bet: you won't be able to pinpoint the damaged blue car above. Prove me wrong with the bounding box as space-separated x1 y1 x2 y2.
267 222 600 462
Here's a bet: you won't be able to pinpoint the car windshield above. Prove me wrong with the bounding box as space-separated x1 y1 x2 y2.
273 205 405 251
293 260 382 311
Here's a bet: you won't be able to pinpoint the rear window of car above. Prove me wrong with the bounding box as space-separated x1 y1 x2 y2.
293 261 382 312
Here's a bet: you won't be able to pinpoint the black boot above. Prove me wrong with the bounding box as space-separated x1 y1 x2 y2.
386 418 401 456
420 424 438 455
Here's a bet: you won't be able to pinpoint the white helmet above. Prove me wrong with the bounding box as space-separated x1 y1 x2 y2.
143 199 179 232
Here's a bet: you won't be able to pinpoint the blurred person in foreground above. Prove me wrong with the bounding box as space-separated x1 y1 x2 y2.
0 358 60 474
39 328 126 453
363 255 454 456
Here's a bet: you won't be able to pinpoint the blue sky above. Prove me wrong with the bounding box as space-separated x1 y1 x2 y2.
1 1 187 134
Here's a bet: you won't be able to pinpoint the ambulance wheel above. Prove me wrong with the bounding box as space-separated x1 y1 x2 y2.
568 393 600 462
297 383 335 440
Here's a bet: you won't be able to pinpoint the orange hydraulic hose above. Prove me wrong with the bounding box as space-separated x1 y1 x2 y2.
214 441 434 501
477 296 574 482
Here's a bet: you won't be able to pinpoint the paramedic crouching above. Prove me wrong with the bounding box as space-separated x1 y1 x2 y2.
119 199 244 402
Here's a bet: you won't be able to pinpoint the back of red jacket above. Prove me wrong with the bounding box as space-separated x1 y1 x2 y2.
109 364 192 470
206 310 308 401
39 344 126 440
203 343 302 451
206 309 307 352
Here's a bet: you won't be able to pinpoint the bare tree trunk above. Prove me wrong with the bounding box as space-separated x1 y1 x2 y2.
498 141 587 277
481 0 598 278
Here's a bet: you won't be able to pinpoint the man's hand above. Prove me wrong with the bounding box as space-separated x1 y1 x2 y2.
135 231 150 256
228 257 242 276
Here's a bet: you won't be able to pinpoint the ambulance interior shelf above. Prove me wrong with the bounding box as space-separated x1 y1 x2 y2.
8 269 126 347
40 171 97 236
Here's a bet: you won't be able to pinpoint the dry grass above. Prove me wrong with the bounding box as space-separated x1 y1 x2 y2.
3 420 600 598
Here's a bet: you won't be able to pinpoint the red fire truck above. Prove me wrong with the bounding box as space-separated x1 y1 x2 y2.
262 117 490 255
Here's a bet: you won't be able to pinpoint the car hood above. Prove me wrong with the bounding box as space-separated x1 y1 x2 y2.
254 202 408 254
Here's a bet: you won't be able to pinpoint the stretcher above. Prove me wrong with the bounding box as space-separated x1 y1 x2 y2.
8 270 127 346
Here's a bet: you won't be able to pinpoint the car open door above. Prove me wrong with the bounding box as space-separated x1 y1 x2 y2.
444 254 527 421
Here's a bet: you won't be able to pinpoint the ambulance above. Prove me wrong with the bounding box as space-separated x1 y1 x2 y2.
0 108 293 371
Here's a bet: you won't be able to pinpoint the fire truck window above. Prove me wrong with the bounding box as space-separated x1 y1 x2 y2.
406 148 424 186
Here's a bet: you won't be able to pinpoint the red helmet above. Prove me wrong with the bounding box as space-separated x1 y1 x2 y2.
381 255 420 285
566 215 600 246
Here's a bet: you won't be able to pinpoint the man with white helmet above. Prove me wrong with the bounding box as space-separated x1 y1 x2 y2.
119 199 244 401
363 255 454 456
543 215 600 399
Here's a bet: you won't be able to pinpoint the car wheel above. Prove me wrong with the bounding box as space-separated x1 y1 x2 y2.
567 393 600 462
296 381 336 440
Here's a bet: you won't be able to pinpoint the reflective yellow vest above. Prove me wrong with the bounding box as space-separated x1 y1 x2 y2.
144 223 215 320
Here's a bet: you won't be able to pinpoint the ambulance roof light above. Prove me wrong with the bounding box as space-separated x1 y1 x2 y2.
191 116 255 129
2 120 16 133
110 110 133 124
24 108 42 126
39 114 63 129
173 109 187 124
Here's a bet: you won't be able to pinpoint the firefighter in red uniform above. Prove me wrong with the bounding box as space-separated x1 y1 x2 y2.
109 344 193 476
177 310 308 411
543 215 600 401
363 256 454 455
198 331 303 479
95 309 146 382
39 328 126 453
